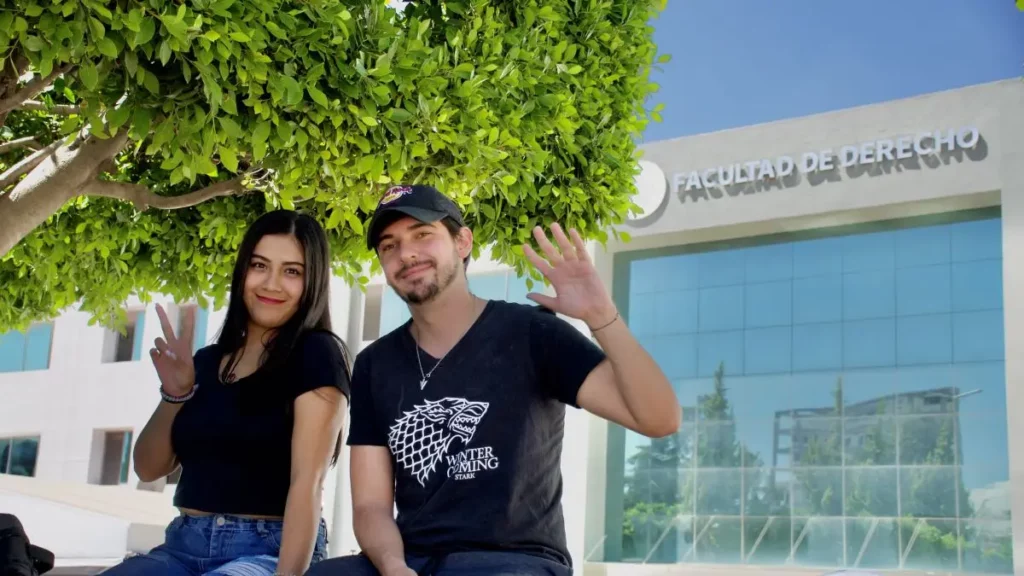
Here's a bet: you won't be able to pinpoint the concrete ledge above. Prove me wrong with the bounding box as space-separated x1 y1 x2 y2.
126 522 166 554
0 475 176 526
0 476 175 564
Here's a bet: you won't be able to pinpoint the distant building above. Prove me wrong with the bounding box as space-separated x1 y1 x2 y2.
773 387 967 468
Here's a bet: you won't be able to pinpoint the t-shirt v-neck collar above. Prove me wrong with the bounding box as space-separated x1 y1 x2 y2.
403 299 496 363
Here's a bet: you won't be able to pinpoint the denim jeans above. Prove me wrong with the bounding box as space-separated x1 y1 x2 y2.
304 551 572 576
100 513 328 575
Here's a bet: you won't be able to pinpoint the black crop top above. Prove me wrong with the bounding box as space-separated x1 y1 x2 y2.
170 330 351 516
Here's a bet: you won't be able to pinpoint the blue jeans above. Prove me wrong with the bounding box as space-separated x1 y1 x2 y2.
101 514 328 575
304 551 572 575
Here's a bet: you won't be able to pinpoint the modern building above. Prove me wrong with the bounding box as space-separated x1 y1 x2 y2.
587 77 1022 575
1 79 1021 574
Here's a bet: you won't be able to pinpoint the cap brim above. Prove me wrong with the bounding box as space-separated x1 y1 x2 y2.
367 206 449 249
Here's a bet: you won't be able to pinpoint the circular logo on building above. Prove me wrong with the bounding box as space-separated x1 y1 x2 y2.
629 159 668 223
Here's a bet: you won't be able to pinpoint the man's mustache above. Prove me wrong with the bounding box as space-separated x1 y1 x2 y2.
398 259 436 278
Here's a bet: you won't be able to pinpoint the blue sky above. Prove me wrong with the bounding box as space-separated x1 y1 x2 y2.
644 0 1024 141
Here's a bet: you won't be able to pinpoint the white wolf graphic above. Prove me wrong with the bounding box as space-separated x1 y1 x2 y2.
388 397 489 487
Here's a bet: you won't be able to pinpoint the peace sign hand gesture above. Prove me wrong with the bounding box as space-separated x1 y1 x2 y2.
150 304 196 398
522 223 619 330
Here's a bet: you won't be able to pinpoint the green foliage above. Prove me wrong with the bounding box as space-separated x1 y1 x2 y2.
0 0 667 330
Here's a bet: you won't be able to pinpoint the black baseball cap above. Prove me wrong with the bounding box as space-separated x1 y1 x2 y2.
366 184 466 250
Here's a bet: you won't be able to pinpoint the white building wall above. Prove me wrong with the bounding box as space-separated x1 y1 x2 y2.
0 491 131 561
0 302 179 488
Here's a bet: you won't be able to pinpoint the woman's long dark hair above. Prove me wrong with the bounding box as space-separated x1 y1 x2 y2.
216 209 351 465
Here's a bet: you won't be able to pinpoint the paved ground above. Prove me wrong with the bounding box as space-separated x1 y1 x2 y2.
49 568 107 575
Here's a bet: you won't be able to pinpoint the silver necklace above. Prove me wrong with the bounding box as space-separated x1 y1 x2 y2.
415 342 449 390
413 299 482 390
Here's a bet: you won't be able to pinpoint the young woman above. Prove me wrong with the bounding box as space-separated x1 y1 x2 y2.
102 210 351 576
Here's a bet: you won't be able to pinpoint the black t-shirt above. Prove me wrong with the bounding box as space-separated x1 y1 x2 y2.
347 300 607 567
171 330 351 516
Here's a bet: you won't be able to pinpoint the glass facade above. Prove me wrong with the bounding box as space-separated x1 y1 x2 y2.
179 305 210 354
603 209 1012 573
132 311 146 361
119 430 134 484
0 436 40 477
0 323 53 373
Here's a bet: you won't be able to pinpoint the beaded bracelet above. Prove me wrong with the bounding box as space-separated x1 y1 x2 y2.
161 384 198 404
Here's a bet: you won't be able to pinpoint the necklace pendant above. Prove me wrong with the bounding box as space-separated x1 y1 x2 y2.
420 378 428 390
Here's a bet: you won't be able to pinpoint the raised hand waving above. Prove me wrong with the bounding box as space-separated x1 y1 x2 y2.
150 304 196 399
522 223 619 331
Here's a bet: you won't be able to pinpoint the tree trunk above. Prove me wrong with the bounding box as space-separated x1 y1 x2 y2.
0 131 127 257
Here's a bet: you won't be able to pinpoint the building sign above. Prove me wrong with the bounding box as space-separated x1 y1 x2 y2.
672 126 980 196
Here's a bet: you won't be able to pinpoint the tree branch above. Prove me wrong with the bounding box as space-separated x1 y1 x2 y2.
18 100 81 115
0 136 40 155
0 64 75 116
0 138 62 191
83 175 252 211
7 54 30 82
0 130 127 256
0 54 31 131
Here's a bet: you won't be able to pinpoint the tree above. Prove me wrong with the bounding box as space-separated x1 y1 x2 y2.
620 430 683 561
792 378 843 518
620 362 763 562
792 381 993 571
691 362 761 512
686 362 762 562
0 0 667 330
619 364 1013 572
897 414 962 569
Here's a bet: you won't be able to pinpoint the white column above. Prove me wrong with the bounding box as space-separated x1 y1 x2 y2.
995 80 1024 573
55 307 111 483
560 239 622 567
560 403 593 567
554 266 594 566
328 277 360 557
581 239 618 564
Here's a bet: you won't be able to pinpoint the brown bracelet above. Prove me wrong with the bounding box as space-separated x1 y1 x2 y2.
589 312 620 333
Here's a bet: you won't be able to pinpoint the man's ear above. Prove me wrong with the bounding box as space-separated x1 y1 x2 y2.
455 226 473 260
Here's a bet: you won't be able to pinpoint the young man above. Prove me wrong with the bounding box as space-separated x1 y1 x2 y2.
308 185 679 576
